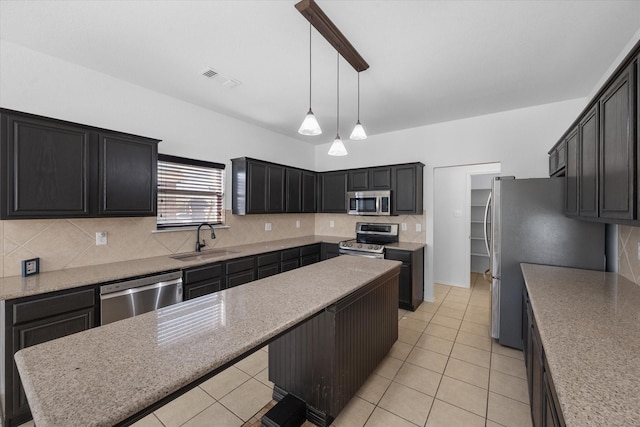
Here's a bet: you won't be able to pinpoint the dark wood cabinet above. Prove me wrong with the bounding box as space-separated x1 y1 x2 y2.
348 167 392 192
548 140 566 177
523 287 566 427
579 107 599 217
385 247 424 311
300 243 321 266
285 168 317 213
564 129 579 216
183 262 224 300
2 288 96 425
98 132 157 216
321 242 340 260
1 112 92 219
280 248 300 272
232 158 290 214
0 109 159 220
599 64 635 220
318 171 348 213
225 256 256 288
257 252 280 279
392 164 424 215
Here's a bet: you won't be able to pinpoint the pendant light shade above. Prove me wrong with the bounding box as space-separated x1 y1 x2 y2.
299 23 322 136
350 72 367 140
329 51 348 156
328 135 348 156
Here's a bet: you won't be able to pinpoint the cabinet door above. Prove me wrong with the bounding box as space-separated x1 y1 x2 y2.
2 113 92 218
599 64 635 220
321 243 340 260
12 307 94 417
280 259 299 272
226 270 255 288
319 171 348 213
564 130 579 216
531 322 543 427
268 165 285 213
98 133 157 216
397 264 412 309
348 169 369 191
579 106 598 217
286 168 302 213
302 171 317 213
392 164 423 214
258 264 279 279
247 161 268 213
370 167 392 190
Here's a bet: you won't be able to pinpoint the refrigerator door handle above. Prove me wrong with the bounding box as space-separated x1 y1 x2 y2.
483 192 492 256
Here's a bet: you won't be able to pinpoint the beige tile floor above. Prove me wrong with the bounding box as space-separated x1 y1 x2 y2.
19 273 531 427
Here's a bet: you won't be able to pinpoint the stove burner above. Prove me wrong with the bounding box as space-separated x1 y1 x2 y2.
338 222 399 259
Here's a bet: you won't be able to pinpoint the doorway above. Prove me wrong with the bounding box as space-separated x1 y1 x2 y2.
434 163 500 288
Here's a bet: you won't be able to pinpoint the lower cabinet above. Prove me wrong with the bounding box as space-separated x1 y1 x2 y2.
257 252 280 279
1 288 96 426
183 262 224 300
385 247 424 311
226 256 256 288
523 287 565 427
300 244 321 266
321 242 340 260
280 248 300 272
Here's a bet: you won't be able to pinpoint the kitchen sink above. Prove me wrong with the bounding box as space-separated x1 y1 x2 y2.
170 249 240 262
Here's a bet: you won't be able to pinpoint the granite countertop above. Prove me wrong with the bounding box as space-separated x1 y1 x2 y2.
520 263 640 426
0 235 425 301
15 256 402 427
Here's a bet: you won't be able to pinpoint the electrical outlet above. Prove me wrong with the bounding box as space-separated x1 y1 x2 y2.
454 209 463 217
96 232 107 245
21 258 40 277
401 223 407 231
330 220 335 228
416 223 422 232
296 220 300 228
265 222 272 231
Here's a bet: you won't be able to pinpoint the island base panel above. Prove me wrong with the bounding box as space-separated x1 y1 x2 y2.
268 270 399 426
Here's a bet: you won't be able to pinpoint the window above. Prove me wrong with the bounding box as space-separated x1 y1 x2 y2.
157 154 225 229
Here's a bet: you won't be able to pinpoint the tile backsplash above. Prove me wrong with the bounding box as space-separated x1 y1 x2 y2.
0 211 425 277
618 225 640 285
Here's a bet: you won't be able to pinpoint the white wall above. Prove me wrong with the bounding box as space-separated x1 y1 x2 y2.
0 40 316 207
315 98 588 300
434 163 500 288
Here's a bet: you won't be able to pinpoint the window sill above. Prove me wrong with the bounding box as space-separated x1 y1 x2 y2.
152 225 231 233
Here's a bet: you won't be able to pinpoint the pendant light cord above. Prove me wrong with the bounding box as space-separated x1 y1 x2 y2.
336 51 339 135
308 23 312 110
357 72 360 122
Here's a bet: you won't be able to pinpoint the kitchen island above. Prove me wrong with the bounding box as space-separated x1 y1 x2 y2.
521 263 640 426
14 256 401 427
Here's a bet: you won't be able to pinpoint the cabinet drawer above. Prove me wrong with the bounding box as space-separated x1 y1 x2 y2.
257 252 279 266
301 254 320 267
280 248 300 261
227 270 255 288
300 244 320 257
258 264 279 279
226 257 255 275
280 259 299 272
13 288 95 325
183 262 223 284
184 279 223 300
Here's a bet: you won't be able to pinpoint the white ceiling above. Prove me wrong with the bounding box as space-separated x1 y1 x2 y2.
1 1 640 145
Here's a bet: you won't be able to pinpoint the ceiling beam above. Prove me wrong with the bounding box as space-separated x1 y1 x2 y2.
295 0 369 72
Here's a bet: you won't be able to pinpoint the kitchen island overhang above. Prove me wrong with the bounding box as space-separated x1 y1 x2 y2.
14 256 401 427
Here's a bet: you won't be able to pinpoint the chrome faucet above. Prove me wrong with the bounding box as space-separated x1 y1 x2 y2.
195 223 216 252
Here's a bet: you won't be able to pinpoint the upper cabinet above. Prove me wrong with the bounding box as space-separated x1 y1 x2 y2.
551 42 639 224
548 140 566 177
232 158 287 215
318 171 348 213
285 168 316 213
347 166 392 192
0 109 159 219
392 163 424 215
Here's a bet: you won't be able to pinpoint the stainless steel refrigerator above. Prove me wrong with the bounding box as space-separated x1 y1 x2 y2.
485 177 605 349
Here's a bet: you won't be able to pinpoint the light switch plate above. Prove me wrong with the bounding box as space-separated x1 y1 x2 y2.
401 223 407 231
416 223 422 232
330 220 335 228
21 258 40 277
265 222 272 231
296 220 300 228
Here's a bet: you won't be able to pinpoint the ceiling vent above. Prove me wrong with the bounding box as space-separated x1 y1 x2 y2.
200 68 241 89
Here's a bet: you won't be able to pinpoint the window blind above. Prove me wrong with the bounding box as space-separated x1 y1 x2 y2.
157 154 225 229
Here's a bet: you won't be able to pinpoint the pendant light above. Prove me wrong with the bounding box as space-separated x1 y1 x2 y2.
298 23 322 136
349 72 367 140
328 51 348 156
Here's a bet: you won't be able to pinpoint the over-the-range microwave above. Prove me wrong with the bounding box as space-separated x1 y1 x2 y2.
347 190 391 216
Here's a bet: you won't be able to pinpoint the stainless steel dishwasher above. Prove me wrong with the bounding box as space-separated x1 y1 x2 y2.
100 271 183 325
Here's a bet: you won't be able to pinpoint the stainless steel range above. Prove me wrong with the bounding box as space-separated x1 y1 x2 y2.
339 222 399 259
